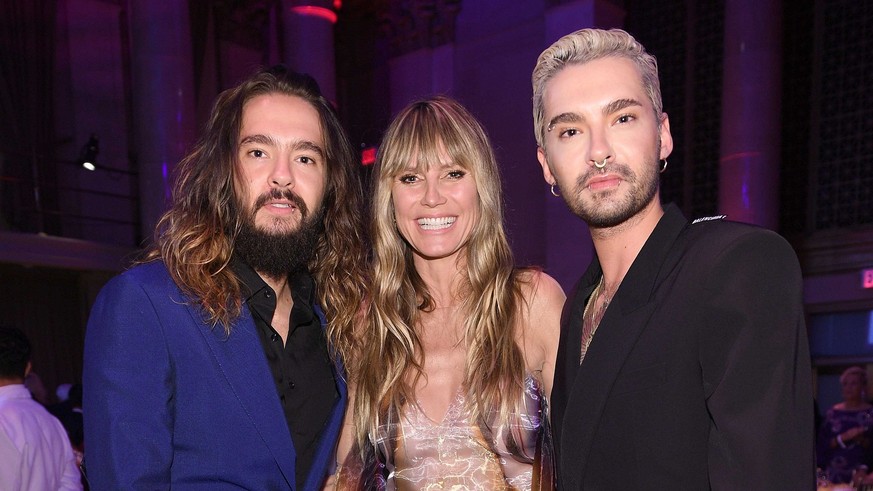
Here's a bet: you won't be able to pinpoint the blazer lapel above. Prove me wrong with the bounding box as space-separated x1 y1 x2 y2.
560 205 689 484
562 268 602 387
193 304 297 486
552 265 600 438
561 297 659 481
302 305 349 491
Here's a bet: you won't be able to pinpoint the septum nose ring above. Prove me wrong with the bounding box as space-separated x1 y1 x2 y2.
594 158 608 169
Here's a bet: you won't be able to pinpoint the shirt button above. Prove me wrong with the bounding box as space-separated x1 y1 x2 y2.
271 333 280 342
264 290 272 298
288 381 295 389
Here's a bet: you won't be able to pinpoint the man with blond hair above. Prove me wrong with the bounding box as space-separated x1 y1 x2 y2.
532 28 813 489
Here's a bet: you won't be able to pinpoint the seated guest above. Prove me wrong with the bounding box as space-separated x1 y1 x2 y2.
818 366 873 484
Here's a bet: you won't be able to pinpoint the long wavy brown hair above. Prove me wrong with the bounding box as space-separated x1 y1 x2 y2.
145 66 367 345
353 96 529 451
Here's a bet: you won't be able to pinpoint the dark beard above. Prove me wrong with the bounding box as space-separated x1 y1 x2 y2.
234 189 325 281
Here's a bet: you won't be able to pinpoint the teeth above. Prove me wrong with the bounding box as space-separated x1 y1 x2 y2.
270 203 292 208
417 217 456 230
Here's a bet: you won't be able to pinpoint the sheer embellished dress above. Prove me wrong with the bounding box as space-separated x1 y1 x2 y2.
337 376 555 490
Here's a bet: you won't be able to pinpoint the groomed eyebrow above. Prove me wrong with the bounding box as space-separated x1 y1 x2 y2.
547 98 645 132
603 98 643 116
547 112 582 132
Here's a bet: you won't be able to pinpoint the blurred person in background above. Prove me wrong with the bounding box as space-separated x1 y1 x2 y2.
0 326 82 490
818 366 873 485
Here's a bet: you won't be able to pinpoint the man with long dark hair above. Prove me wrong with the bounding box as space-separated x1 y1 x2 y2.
83 66 367 490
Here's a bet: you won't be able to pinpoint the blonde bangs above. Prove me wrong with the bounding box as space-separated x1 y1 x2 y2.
378 102 479 180
356 96 529 455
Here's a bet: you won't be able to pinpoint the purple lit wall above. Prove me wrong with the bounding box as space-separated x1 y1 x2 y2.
453 0 624 289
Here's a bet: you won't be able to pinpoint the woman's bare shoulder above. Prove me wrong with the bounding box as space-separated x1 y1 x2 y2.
517 269 566 308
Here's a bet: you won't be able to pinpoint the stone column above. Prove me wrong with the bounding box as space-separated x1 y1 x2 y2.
280 0 338 103
718 0 782 229
127 0 197 239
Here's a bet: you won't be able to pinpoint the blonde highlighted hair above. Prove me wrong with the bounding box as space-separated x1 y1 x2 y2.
353 96 529 450
532 28 662 147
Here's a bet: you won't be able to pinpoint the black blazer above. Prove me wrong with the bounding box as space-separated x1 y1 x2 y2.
551 204 814 490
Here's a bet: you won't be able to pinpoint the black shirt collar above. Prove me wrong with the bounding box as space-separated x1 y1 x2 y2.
230 257 333 488
231 257 317 325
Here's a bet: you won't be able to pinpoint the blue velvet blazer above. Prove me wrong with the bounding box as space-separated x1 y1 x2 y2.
83 261 346 490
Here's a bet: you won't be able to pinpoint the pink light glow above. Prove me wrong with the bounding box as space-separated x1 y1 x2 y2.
863 268 873 289
361 147 376 166
718 151 761 162
290 6 337 24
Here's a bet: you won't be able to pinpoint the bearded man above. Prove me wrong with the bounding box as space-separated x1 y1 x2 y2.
83 66 367 490
532 29 813 490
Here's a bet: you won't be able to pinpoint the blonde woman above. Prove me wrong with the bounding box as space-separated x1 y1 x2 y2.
818 366 873 484
333 96 564 490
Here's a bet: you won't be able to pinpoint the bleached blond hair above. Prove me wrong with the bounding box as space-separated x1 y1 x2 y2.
532 28 662 147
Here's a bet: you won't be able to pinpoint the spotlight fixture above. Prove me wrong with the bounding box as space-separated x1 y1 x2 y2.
79 134 99 171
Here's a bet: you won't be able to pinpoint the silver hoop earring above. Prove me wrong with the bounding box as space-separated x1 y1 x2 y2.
550 184 560 197
594 158 608 169
660 159 668 173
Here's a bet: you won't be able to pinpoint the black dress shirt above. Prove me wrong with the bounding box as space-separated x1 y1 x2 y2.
232 259 338 489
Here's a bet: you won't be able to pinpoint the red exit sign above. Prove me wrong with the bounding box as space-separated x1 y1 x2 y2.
361 146 377 166
864 268 873 289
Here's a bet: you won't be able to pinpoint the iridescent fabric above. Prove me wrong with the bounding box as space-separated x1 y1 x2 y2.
338 376 555 490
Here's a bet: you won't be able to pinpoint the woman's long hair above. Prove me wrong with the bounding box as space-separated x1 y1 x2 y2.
353 96 529 451
145 66 367 342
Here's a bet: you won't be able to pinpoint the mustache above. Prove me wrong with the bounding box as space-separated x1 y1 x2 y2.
253 188 309 218
575 162 635 189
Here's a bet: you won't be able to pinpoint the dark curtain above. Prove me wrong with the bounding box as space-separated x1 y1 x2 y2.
0 263 113 405
0 0 59 234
